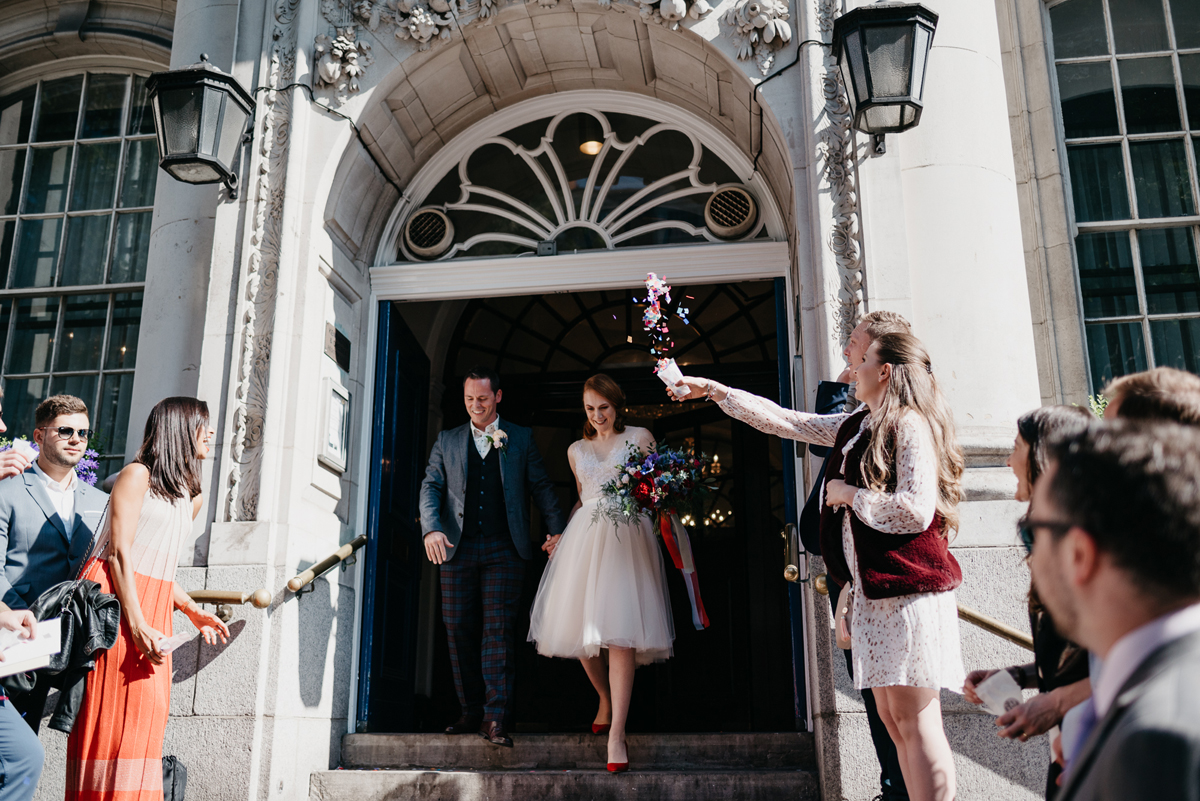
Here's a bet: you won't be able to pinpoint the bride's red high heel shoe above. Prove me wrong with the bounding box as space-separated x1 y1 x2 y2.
591 723 610 735
607 738 628 772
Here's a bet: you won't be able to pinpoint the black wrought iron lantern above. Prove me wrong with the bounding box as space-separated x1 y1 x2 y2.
832 3 939 136
146 54 256 195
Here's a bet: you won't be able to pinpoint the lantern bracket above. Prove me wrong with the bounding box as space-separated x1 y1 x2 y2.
872 134 886 156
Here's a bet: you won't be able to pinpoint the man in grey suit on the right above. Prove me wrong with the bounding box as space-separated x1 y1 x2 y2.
1027 420 1200 801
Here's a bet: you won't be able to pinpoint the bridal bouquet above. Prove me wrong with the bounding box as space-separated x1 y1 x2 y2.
597 442 716 525
597 442 716 630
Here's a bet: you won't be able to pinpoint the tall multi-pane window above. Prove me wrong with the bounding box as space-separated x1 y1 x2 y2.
1049 0 1200 388
0 73 154 477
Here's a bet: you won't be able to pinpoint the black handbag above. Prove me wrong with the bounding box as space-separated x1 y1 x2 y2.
163 756 187 801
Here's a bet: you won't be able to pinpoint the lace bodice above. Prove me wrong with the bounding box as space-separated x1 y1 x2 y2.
570 428 651 501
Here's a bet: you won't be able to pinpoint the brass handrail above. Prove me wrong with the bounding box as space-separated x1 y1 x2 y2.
810 573 1034 651
287 535 367 593
188 589 272 622
957 606 1035 651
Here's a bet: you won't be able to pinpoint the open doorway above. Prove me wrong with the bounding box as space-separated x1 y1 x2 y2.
358 279 800 734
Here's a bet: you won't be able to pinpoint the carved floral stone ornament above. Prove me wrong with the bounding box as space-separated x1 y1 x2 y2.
637 0 712 30
393 0 456 49
314 26 374 104
723 0 792 74
324 0 455 52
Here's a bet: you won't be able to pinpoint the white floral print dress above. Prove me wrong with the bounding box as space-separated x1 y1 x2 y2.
717 389 965 691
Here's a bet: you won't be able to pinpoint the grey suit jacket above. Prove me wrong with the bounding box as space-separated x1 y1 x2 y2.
1058 628 1200 801
419 419 565 562
0 466 109 608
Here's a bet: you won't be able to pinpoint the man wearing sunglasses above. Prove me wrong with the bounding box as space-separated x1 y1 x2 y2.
1027 421 1200 801
0 395 109 733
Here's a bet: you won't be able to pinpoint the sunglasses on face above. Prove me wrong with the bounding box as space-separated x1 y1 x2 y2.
39 426 94 441
1016 516 1074 555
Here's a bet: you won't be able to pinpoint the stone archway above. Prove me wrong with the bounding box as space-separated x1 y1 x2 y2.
322 1 795 269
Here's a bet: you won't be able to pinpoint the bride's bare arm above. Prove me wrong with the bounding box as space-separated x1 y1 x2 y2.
543 445 582 559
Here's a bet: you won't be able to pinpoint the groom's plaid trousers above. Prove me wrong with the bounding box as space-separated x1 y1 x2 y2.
439 535 526 724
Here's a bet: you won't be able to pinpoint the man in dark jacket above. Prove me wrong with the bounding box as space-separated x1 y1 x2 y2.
420 367 565 747
800 311 911 801
1029 422 1200 801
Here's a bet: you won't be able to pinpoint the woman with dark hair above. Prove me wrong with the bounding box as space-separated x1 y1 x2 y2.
528 374 673 772
963 404 1092 798
671 332 965 801
65 397 230 800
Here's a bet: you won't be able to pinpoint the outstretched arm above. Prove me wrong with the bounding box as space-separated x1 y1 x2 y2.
670 377 847 447
810 381 851 458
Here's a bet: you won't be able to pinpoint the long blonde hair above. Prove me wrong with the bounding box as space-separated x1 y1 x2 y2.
861 333 964 535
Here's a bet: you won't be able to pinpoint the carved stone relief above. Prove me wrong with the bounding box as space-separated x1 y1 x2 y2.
814 0 863 345
226 1 298 522
723 0 791 74
315 26 374 104
636 0 713 30
324 0 455 51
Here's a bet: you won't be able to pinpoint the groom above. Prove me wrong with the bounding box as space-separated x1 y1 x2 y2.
420 366 565 747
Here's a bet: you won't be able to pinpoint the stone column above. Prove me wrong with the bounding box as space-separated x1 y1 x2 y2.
125 0 246 462
897 0 1043 431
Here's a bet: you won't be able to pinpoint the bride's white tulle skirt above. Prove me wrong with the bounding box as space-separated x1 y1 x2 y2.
528 499 675 666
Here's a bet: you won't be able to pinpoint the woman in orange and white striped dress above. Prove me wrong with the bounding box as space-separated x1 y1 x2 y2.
65 397 230 800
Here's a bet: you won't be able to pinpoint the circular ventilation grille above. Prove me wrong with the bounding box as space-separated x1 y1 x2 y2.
704 186 757 240
404 208 455 259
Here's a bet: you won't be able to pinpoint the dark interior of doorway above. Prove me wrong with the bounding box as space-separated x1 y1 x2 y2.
403 280 796 733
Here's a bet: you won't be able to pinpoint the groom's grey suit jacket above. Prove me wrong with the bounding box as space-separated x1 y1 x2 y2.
1056 628 1200 801
419 419 565 562
0 466 109 608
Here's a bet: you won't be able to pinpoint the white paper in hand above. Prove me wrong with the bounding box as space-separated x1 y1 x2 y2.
976 668 1024 716
10 439 36 460
0 617 61 678
656 358 690 398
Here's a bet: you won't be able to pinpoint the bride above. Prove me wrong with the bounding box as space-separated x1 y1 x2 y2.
528 373 674 772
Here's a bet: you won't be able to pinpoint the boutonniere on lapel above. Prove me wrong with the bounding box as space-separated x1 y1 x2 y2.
486 429 509 457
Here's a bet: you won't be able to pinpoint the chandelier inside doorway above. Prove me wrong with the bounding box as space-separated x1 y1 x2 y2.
397 110 771 262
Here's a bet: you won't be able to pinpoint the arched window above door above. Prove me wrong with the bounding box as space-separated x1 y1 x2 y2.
397 110 771 262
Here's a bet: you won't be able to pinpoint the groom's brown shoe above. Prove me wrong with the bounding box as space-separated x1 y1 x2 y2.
479 720 513 748
445 715 481 734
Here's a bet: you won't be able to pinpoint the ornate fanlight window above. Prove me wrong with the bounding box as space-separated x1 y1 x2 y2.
398 110 769 261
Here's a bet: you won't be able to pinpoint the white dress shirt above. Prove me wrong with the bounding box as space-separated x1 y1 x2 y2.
1093 601 1200 716
470 419 500 459
32 459 78 533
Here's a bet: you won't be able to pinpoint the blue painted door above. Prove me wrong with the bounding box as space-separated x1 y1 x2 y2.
775 276 807 728
357 301 430 731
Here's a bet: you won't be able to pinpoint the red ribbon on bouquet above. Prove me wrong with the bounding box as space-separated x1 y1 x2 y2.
658 512 710 630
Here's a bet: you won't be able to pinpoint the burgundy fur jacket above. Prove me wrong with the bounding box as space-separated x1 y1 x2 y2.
819 408 962 600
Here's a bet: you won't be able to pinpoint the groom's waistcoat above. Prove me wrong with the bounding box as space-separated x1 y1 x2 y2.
461 440 510 540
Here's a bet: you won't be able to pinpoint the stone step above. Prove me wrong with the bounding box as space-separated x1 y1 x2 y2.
341 732 816 771
310 768 820 801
